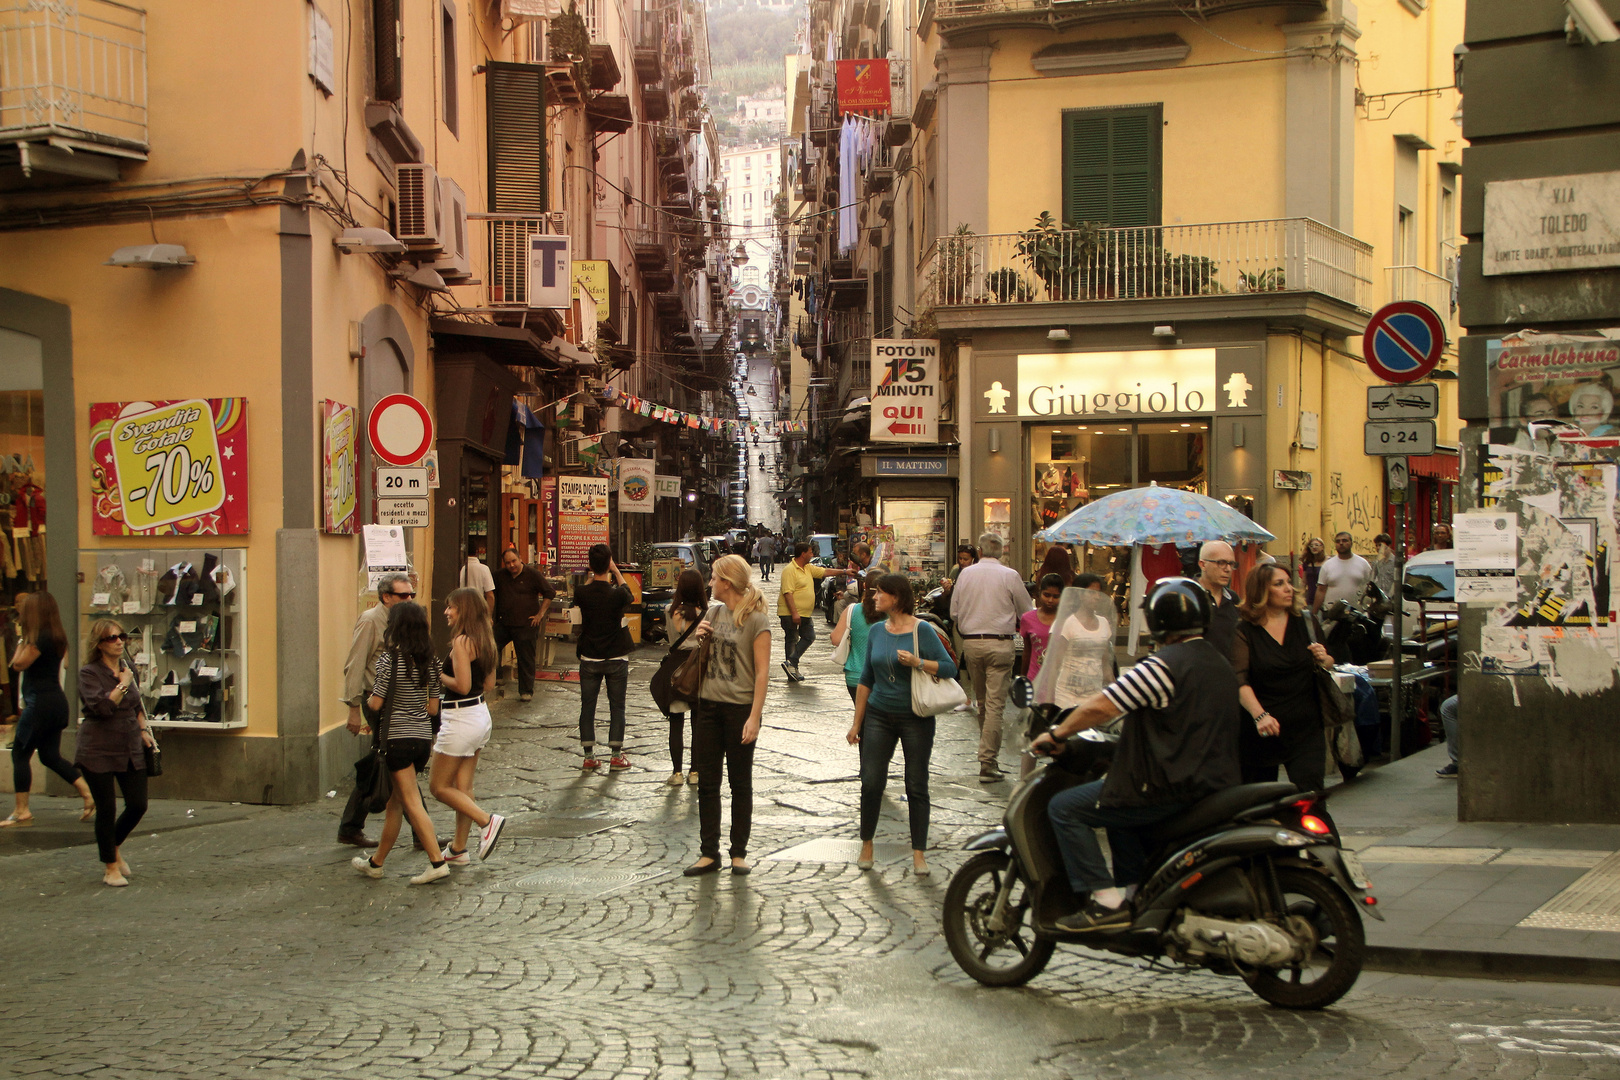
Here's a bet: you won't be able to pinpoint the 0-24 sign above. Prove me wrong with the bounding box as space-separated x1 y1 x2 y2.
1364 419 1436 456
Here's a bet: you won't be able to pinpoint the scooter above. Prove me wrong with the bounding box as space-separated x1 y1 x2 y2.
942 674 1380 1010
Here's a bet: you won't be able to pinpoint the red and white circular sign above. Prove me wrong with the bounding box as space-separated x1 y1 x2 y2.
367 394 434 466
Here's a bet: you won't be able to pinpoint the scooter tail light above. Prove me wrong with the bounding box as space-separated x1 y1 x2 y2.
1299 814 1332 835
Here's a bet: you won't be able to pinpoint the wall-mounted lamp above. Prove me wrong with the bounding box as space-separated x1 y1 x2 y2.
105 243 195 269
335 227 407 255
988 428 1002 454
1046 327 1070 342
685 491 697 503
1232 423 1245 448
1152 324 1175 338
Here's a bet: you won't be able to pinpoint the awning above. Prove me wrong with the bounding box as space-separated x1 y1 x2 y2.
543 339 600 369
1408 451 1459 481
429 318 558 368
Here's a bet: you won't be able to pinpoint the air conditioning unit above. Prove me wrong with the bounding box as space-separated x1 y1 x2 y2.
397 163 444 250
558 437 581 467
434 177 471 280
548 211 567 234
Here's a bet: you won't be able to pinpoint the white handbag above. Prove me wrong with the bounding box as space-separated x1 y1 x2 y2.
909 624 967 716
830 609 853 665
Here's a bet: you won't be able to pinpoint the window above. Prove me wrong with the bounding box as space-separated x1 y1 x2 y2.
373 0 403 102
743 192 752 208
1397 206 1416 266
486 63 547 211
745 174 752 186
1061 105 1162 227
440 0 458 136
745 155 752 166
744 216 752 227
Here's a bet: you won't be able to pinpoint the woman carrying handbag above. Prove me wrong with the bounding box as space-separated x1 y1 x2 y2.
75 618 155 886
683 555 771 877
352 602 449 884
1232 563 1334 793
661 570 708 787
847 574 959 877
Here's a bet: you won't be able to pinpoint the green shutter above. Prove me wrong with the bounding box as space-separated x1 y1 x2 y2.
1062 106 1160 228
486 62 548 213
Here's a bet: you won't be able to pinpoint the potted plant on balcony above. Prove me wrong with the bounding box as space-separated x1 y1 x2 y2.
1017 212 1101 301
984 267 1034 303
549 4 591 88
938 223 977 305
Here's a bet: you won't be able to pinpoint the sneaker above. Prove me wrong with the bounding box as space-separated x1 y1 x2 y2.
1435 762 1459 778
477 814 506 860
582 756 601 770
666 772 685 786
979 767 1004 784
443 848 471 866
953 701 978 714
410 863 451 885
351 855 383 879
609 755 631 772
780 661 795 680
1056 900 1131 932
687 770 699 785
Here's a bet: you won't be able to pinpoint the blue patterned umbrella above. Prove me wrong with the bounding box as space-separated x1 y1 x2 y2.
1035 484 1274 547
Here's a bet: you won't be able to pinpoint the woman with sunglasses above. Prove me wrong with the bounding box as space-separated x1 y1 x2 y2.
76 619 155 887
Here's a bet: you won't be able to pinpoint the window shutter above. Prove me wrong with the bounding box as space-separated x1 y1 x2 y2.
1062 106 1160 228
486 62 548 213
373 0 402 102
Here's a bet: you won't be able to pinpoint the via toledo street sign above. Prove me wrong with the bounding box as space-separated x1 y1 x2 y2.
1363 301 1446 384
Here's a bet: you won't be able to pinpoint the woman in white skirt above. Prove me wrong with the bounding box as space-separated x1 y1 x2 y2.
430 587 505 863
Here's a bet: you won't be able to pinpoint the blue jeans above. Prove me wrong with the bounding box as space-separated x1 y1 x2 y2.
578 658 628 751
1048 779 1185 892
858 708 936 850
781 615 815 665
1440 694 1459 764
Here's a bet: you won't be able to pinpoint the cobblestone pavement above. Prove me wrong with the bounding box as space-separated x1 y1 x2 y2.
5 603 1620 1079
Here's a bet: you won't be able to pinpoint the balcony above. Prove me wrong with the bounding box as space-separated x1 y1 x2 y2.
1385 264 1459 352
918 218 1372 325
0 0 147 184
931 0 1321 35
633 10 663 84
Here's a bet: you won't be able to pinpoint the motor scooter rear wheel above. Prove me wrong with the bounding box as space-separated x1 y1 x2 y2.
1244 866 1365 1009
943 851 1054 987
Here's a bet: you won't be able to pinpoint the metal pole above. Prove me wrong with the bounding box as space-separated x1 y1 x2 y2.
1391 498 1407 760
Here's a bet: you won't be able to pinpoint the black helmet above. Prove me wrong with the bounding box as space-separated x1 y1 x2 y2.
1143 577 1210 642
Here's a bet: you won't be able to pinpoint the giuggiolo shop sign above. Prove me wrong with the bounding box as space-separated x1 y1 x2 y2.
995 350 1218 419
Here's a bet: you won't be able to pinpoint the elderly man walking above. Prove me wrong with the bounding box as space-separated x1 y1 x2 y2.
336 572 414 847
1196 540 1241 663
951 533 1032 783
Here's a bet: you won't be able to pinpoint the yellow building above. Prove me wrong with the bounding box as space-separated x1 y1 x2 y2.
797 0 1464 576
0 0 723 801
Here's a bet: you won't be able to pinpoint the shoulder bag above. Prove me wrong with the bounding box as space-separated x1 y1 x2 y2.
670 603 721 703
830 607 854 666
910 624 968 716
650 612 702 714
1303 615 1356 729
363 654 399 813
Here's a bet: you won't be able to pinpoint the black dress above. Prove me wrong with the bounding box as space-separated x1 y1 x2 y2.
1233 615 1326 792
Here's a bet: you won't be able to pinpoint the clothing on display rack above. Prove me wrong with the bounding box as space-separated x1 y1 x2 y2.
92 564 128 612
149 670 181 721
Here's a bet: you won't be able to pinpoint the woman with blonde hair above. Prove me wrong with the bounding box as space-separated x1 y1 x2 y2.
683 553 772 876
4 591 94 828
76 617 155 886
1233 563 1334 793
430 587 506 865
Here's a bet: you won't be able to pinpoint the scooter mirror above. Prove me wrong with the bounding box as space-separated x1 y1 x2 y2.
1009 676 1035 710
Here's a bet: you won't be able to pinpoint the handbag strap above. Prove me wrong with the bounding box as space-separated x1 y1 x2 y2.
668 612 700 652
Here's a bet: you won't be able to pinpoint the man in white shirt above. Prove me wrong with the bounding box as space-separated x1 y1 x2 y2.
1312 531 1373 615
950 532 1033 782
460 553 496 611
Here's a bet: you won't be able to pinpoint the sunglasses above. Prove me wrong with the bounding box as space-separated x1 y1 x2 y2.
391 591 416 599
101 633 129 643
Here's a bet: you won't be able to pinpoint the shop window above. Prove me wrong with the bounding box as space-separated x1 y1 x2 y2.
880 498 950 584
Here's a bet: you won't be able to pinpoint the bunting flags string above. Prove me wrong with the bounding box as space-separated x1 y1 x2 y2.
599 386 807 436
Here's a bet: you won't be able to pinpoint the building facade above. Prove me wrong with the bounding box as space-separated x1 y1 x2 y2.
0 0 727 803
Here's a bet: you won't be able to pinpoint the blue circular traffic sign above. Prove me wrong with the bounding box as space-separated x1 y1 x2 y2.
1363 301 1445 383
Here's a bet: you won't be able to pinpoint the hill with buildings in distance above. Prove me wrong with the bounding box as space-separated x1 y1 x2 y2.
706 0 799 147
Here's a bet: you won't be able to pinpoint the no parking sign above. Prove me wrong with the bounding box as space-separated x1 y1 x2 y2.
1363 302 1446 384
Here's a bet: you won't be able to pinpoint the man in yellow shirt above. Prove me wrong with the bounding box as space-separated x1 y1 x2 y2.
778 541 839 681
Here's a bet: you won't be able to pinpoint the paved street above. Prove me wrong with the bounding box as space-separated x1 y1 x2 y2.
5 586 1620 1079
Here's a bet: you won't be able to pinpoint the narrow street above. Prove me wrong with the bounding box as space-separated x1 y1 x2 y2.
741 351 783 532
4 572 1618 1079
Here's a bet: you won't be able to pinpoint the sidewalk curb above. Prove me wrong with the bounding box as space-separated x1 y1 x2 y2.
1365 943 1620 986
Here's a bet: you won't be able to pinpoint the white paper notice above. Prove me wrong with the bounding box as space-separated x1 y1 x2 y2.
362 524 409 569
1455 510 1518 603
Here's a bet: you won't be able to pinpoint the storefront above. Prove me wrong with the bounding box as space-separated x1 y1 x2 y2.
969 338 1268 584
859 452 958 585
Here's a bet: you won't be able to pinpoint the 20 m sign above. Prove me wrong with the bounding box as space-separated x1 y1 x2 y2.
870 339 941 444
91 398 248 536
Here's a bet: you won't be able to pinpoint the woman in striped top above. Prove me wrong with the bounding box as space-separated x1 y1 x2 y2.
353 602 448 884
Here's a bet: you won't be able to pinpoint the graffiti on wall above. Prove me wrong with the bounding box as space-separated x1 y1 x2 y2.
1327 472 1383 548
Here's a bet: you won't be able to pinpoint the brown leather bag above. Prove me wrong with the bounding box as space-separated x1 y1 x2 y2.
670 603 719 700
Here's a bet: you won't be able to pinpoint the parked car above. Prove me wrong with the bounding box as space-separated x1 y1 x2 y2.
807 533 837 561
649 541 711 583
1386 548 1457 666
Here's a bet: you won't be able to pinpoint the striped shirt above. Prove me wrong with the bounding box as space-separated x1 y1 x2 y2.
1101 655 1175 715
372 651 442 741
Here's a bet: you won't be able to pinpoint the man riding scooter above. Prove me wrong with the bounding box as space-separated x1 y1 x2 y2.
1030 578 1241 932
